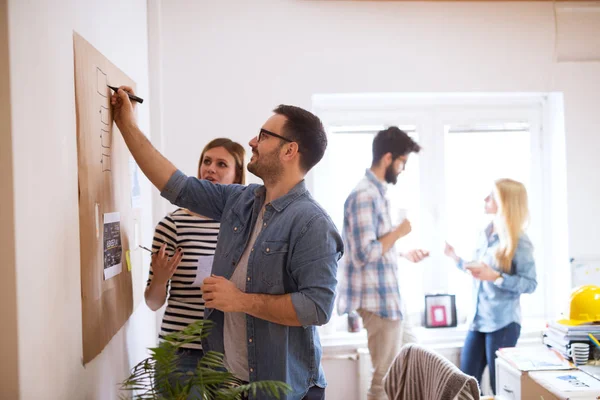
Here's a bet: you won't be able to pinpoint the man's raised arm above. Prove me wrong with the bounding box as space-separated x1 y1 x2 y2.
110 86 176 191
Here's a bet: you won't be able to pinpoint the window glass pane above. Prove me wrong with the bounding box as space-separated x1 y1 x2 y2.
386 135 422 315
443 124 543 319
316 126 423 316
314 115 546 332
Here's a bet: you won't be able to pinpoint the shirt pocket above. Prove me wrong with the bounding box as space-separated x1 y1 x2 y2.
221 209 246 257
259 240 289 290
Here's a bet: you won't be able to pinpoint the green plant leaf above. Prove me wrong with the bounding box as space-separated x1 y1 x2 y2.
121 320 290 400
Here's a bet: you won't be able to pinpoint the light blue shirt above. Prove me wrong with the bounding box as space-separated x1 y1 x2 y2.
458 224 537 333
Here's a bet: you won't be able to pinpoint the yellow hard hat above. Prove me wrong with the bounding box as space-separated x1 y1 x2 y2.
557 285 600 326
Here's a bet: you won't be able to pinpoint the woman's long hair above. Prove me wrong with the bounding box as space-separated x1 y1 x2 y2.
198 138 246 184
493 179 530 274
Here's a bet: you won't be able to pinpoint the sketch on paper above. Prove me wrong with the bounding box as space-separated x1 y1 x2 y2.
96 67 107 97
101 153 111 172
101 128 110 148
100 105 109 126
99 84 111 172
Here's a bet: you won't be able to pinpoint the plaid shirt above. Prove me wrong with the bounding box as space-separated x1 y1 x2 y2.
337 169 403 320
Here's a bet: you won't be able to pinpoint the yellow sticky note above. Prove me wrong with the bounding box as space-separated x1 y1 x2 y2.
126 250 132 272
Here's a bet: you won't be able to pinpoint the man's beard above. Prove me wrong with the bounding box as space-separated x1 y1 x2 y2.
384 163 399 184
247 147 283 182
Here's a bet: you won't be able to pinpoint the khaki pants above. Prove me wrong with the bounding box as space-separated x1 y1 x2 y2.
358 309 417 400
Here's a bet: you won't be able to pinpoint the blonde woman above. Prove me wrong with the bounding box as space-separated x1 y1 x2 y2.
444 179 537 395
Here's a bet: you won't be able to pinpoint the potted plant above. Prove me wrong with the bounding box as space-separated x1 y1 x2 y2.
121 319 290 399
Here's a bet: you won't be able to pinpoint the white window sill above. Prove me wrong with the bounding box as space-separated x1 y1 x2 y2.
321 318 546 355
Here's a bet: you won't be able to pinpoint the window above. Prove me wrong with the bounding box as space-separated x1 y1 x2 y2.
318 125 419 233
317 125 424 322
311 94 552 331
444 122 544 321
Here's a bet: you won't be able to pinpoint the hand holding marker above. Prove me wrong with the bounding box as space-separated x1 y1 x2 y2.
107 85 144 104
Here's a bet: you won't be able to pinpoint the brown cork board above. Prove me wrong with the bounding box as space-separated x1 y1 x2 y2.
73 32 134 364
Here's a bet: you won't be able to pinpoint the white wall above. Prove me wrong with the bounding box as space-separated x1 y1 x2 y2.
8 1 156 399
157 0 600 263
555 62 600 257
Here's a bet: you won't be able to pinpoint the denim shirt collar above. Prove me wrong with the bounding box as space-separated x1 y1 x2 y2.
365 169 387 197
485 223 500 244
252 180 308 213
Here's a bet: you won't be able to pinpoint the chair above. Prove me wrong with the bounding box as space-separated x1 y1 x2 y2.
383 343 480 400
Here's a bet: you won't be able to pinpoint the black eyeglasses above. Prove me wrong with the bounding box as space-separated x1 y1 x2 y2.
258 128 293 143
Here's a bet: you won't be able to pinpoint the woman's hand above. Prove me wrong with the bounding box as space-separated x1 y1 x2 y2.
444 242 459 263
151 243 184 285
465 262 501 281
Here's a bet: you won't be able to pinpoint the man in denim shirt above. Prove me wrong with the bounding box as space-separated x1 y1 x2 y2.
110 87 343 400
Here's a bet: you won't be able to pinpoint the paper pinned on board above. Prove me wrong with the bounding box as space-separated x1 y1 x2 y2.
191 255 214 287
571 258 600 287
103 212 122 280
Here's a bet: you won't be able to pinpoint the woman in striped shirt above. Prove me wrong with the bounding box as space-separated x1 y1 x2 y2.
145 138 246 379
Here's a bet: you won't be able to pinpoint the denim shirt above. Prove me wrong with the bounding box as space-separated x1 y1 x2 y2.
458 224 537 333
161 170 344 400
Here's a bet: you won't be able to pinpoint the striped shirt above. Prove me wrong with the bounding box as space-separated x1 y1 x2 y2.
147 208 220 349
337 169 403 320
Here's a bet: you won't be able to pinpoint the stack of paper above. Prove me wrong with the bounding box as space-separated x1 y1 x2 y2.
543 321 599 361
497 346 573 371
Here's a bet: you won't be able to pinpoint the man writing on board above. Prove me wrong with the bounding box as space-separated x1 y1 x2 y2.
110 86 342 400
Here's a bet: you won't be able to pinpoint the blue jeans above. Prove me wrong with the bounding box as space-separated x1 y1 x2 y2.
460 322 521 394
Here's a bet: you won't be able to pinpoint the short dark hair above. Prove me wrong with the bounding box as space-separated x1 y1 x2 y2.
198 138 246 184
372 126 421 166
273 104 327 173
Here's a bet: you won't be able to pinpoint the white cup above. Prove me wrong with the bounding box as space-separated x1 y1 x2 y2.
568 343 590 365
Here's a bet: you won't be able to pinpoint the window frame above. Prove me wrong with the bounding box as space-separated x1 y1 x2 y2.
310 93 555 327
